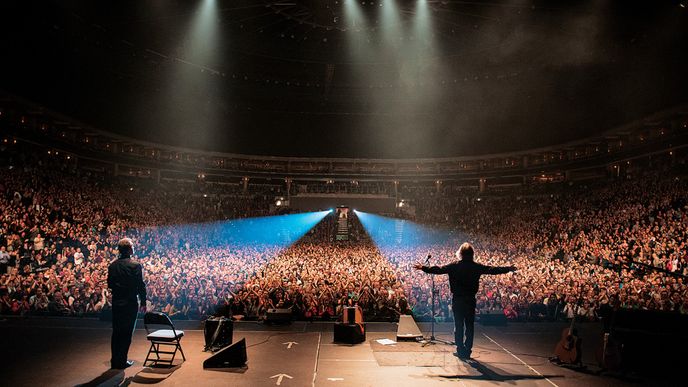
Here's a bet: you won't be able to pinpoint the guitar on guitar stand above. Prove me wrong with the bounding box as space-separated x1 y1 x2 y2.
551 313 583 367
595 301 622 373
595 330 621 373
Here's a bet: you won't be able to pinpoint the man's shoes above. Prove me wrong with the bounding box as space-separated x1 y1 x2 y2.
453 349 472 361
111 360 134 369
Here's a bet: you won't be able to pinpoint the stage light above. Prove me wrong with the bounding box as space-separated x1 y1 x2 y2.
381 0 401 45
156 0 221 148
343 0 370 60
344 0 365 29
413 0 433 47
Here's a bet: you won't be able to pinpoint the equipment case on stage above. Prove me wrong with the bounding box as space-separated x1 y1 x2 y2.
203 316 233 352
334 322 366 344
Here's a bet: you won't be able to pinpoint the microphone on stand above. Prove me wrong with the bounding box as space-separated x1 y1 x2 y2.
425 254 431 264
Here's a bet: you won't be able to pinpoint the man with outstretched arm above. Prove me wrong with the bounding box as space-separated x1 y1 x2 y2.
414 242 516 360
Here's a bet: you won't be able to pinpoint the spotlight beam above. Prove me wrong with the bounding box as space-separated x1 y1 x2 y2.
354 210 452 251
143 210 331 250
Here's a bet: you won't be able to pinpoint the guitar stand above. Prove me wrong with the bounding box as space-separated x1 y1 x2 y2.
417 335 454 347
549 356 585 370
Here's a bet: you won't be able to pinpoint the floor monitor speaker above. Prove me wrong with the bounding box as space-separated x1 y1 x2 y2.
203 338 247 369
265 308 292 324
478 312 507 326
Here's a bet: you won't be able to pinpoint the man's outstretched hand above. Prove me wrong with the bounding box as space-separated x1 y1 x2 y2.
413 263 425 271
509 265 518 272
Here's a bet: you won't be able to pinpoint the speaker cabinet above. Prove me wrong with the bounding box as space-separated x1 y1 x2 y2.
478 312 507 326
265 308 292 324
203 338 247 369
203 317 233 351
334 323 366 344
396 315 423 341
601 308 688 372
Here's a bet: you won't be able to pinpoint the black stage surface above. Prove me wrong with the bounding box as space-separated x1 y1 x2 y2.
0 317 673 387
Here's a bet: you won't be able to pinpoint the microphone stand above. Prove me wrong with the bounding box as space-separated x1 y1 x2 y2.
420 254 454 347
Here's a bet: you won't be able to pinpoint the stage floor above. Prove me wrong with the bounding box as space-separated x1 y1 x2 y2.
0 317 661 387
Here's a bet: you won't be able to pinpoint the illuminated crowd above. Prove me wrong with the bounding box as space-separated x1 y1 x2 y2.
1 148 687 321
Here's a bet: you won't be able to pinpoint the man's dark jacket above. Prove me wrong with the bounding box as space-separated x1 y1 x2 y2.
422 260 511 298
107 258 146 306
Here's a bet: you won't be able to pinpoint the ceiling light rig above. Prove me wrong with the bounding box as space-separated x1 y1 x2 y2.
266 1 424 33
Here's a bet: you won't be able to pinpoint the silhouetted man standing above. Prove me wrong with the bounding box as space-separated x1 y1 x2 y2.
414 242 516 359
108 238 147 369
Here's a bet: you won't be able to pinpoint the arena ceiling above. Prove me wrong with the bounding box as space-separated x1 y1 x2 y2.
1 0 687 158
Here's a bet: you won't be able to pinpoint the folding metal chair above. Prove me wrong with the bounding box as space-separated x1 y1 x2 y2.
143 312 186 367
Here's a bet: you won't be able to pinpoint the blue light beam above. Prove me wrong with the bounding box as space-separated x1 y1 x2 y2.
354 210 452 251
141 210 331 251
218 210 331 246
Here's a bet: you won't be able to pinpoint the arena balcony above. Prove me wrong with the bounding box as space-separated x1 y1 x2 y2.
1 93 687 191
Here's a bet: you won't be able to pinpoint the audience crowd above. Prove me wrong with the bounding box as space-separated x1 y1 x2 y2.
1 147 687 323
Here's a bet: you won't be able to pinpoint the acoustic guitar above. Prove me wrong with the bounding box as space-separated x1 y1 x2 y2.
553 314 583 365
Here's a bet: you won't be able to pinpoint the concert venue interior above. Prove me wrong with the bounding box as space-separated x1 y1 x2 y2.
1 1 688 386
